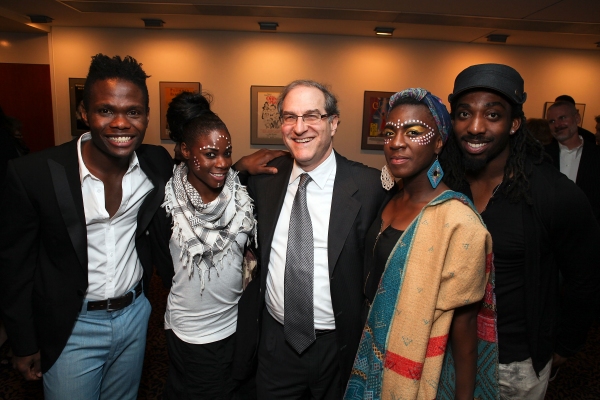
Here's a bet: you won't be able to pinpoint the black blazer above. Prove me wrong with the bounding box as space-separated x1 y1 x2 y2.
236 151 386 388
0 139 173 373
545 139 600 225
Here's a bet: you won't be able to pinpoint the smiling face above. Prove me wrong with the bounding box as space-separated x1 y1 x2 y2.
181 129 232 203
280 85 338 172
383 104 443 181
452 91 520 173
546 104 580 146
82 78 149 161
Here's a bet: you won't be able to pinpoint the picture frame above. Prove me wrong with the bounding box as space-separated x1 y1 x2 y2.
361 91 395 150
159 82 201 140
250 85 284 145
69 78 88 137
543 101 585 127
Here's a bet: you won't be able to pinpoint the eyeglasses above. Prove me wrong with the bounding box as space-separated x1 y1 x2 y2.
281 113 332 125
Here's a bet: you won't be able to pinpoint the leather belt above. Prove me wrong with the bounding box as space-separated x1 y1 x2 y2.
315 329 335 337
87 281 143 312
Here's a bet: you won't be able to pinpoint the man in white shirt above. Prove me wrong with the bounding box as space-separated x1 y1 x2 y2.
0 54 174 399
244 80 387 398
545 101 600 225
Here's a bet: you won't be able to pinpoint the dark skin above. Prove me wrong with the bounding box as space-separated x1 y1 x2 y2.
452 91 568 371
382 104 479 399
13 78 150 380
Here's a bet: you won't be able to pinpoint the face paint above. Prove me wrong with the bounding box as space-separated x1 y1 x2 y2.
385 119 437 146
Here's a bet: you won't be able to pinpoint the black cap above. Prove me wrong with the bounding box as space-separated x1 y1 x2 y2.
448 63 527 105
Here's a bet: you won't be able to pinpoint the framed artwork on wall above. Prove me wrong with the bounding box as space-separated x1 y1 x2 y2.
543 101 585 127
361 91 395 150
159 82 201 140
250 85 284 145
69 78 88 137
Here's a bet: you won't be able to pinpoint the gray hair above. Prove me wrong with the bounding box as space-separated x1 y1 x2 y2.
277 79 340 122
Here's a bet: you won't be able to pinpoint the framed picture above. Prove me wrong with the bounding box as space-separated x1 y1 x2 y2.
543 101 585 127
69 78 88 137
159 82 201 140
251 86 284 145
361 91 395 150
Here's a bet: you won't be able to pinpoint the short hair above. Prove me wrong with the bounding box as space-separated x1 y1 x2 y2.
166 91 228 144
83 54 150 111
277 80 340 122
547 101 577 115
555 95 576 104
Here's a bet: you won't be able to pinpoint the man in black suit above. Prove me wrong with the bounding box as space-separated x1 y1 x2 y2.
554 95 596 144
0 54 174 399
545 101 600 225
246 80 386 398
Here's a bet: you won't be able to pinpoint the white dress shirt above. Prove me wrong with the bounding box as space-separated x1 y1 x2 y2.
266 151 337 330
77 133 154 300
559 135 583 183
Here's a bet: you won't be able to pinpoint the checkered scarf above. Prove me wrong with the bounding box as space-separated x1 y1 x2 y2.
162 163 256 291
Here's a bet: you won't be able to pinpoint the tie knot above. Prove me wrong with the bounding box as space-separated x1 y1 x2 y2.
298 173 312 189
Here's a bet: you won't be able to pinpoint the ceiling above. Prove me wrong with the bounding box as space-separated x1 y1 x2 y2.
1 0 600 51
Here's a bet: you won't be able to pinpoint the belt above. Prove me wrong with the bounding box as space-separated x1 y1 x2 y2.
87 281 143 312
315 329 335 338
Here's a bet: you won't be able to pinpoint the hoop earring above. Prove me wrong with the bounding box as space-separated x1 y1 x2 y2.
381 164 395 191
427 156 444 189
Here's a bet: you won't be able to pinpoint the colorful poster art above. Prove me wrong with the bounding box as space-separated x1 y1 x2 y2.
362 91 395 150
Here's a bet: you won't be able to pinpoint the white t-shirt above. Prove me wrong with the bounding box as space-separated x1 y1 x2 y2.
165 230 247 345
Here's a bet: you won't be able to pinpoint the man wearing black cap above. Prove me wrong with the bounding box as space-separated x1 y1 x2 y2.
442 63 600 399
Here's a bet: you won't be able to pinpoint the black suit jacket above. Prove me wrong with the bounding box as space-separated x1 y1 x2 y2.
545 139 600 225
0 139 173 372
238 151 386 388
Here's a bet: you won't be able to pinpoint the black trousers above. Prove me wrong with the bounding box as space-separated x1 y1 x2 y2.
164 329 236 400
256 310 342 400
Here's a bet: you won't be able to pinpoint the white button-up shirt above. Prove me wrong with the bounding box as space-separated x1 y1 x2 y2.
266 151 337 330
559 135 583 183
77 133 154 300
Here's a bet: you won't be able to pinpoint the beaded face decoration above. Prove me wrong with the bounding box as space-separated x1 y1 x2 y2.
190 133 232 188
383 119 437 146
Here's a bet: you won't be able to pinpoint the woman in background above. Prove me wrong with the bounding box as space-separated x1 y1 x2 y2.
345 88 497 400
162 91 255 400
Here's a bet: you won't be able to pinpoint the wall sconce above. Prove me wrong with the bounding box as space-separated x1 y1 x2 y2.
143 19 164 28
28 15 53 23
259 22 278 31
487 34 509 43
375 27 395 36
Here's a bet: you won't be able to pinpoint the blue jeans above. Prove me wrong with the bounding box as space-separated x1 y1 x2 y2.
43 289 152 400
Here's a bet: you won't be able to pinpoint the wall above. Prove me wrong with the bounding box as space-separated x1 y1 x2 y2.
5 27 600 168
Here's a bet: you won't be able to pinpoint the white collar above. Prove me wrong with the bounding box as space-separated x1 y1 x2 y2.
77 132 140 184
289 150 336 190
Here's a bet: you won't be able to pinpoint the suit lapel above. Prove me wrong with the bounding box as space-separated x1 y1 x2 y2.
136 149 167 237
259 160 293 265
576 141 593 185
328 152 361 276
48 141 87 269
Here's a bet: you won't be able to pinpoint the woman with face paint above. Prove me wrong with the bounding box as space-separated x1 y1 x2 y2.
345 89 498 400
161 92 256 400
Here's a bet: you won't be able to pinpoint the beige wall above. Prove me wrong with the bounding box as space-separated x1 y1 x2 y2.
0 32 50 64
3 26 600 167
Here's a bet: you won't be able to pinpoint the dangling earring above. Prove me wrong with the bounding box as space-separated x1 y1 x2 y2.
381 164 395 191
427 156 444 189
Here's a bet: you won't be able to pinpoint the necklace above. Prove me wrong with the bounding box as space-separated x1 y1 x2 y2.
480 180 503 213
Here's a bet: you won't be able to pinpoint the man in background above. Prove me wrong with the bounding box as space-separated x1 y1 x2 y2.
554 95 595 143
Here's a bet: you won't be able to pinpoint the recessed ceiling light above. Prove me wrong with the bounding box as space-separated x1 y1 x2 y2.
28 15 53 24
374 27 394 36
259 22 278 31
142 19 164 28
487 34 509 43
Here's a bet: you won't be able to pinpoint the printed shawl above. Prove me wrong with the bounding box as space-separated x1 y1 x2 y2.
162 164 256 291
345 191 498 400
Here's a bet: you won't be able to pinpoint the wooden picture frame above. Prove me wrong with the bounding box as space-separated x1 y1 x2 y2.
361 91 395 150
159 82 201 140
543 101 585 127
250 85 284 145
69 78 87 137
